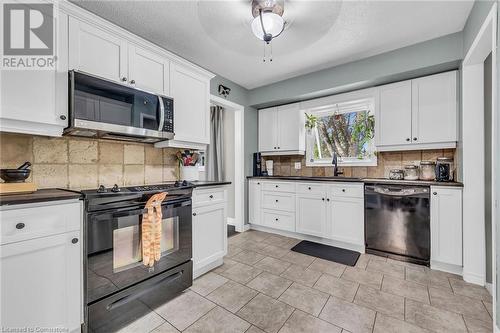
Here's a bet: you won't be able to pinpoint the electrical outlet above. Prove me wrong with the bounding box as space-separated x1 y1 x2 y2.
294 162 301 170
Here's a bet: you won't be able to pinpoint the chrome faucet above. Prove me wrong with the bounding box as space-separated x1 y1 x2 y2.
332 151 343 177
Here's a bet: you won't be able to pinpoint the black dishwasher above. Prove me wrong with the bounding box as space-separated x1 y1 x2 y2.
365 184 430 265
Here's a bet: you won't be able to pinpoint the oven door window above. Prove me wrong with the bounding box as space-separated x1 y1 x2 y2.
86 200 192 303
113 214 179 273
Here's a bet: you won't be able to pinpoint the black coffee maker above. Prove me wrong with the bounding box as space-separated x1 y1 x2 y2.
253 152 263 176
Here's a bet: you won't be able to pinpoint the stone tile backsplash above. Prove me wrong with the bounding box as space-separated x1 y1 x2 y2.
0 133 179 190
262 149 456 179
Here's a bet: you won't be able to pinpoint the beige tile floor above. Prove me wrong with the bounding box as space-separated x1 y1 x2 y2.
120 230 493 333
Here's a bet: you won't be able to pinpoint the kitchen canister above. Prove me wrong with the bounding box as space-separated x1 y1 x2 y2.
420 161 436 180
404 165 419 180
180 166 199 181
436 157 454 182
389 169 405 180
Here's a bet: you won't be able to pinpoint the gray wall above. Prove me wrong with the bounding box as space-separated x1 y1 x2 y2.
210 75 258 224
463 0 495 56
248 32 463 108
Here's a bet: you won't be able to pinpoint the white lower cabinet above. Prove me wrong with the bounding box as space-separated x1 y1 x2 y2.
296 193 327 237
0 201 82 332
192 187 227 278
328 197 364 246
430 186 463 269
250 180 364 249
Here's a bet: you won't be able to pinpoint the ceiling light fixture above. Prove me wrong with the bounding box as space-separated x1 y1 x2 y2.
251 0 285 62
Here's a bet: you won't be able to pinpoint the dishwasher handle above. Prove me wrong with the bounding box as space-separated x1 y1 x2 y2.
366 185 429 197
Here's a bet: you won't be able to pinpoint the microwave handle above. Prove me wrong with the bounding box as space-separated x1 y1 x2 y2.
158 96 165 132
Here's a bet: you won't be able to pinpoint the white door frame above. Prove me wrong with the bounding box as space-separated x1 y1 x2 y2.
462 2 497 328
210 95 245 233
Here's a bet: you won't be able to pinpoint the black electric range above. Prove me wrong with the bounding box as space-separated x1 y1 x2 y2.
82 181 193 333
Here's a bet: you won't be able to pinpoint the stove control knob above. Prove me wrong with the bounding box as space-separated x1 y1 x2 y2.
174 181 181 187
182 180 188 186
97 185 107 193
111 184 121 192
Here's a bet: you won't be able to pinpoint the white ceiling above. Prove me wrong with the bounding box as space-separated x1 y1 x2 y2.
71 1 474 89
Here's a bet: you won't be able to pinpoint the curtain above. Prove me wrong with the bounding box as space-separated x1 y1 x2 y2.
207 105 224 181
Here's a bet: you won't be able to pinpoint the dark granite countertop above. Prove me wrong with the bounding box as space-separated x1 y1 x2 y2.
247 176 463 187
0 188 82 207
191 181 232 187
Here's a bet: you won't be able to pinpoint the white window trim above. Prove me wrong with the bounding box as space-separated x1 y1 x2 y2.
304 96 377 167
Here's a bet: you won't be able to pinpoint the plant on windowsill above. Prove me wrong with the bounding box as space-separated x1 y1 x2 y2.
305 113 318 134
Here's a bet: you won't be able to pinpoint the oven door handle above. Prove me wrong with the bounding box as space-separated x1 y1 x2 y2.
106 271 183 311
373 186 428 196
112 208 148 218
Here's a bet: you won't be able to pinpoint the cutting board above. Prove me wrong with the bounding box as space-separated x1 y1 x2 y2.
0 182 37 195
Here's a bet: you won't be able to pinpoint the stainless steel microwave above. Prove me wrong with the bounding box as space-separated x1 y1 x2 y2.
65 70 174 143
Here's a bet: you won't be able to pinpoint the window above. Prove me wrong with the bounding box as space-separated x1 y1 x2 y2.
305 98 376 166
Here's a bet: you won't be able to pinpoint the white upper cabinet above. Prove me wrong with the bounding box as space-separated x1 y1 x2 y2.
377 71 458 151
69 17 128 83
1 10 68 137
411 71 457 144
430 186 462 268
167 62 210 144
377 81 413 147
258 107 278 152
258 103 305 155
128 45 170 95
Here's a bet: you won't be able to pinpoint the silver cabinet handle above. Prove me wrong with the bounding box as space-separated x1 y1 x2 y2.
275 218 278 221
209 195 214 199
406 138 410 142
413 137 418 141
433 192 437 195
60 115 66 120
322 198 325 201
130 79 136 84
308 187 311 190
342 189 346 192
193 213 197 216
16 223 25 229
121 77 127 82
72 238 79 244
275 199 278 203
327 198 330 202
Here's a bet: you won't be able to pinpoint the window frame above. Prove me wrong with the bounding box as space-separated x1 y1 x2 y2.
303 92 378 168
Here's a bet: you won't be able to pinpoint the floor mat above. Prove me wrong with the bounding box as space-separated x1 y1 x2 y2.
291 240 360 266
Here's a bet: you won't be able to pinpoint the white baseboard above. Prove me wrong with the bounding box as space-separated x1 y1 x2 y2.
485 282 493 295
249 224 365 253
463 270 486 286
496 324 500 333
242 224 251 231
430 260 463 276
193 257 224 279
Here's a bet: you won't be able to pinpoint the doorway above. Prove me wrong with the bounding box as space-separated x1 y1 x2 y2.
209 95 245 233
461 2 497 330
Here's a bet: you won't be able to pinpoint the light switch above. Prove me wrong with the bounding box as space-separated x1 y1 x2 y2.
294 162 301 170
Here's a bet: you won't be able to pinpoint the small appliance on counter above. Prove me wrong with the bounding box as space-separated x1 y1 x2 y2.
0 162 37 194
419 161 436 181
265 160 274 176
404 165 419 180
436 157 454 182
253 152 263 176
389 169 404 180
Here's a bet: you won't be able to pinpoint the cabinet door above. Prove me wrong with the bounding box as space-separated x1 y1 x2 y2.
258 107 277 152
128 45 170 95
412 71 457 144
69 17 128 83
170 63 210 144
192 203 226 270
277 103 304 151
1 10 68 136
249 180 263 226
0 232 81 331
377 81 412 146
430 187 462 266
328 197 364 246
296 194 327 237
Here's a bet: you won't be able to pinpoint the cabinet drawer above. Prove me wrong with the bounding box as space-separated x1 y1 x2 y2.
193 187 226 207
262 209 295 232
329 183 364 199
262 182 295 193
261 192 295 212
1 202 81 245
296 183 327 195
